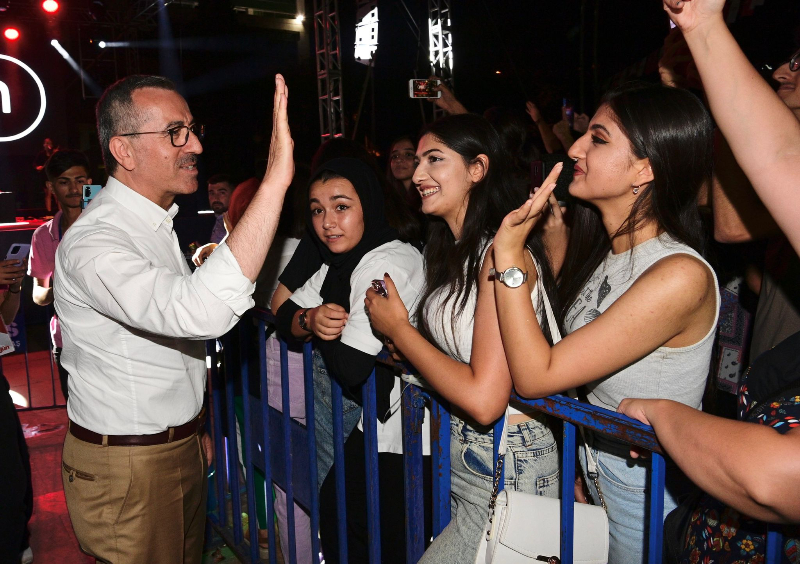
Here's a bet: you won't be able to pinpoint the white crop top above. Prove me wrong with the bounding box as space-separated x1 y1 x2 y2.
423 241 547 416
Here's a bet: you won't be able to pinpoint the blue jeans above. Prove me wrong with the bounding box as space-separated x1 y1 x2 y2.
312 348 362 489
580 434 683 564
420 415 560 564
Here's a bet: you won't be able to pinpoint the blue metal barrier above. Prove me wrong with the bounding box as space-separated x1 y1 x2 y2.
206 309 785 564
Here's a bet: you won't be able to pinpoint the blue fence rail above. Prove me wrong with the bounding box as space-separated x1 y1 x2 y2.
206 308 784 564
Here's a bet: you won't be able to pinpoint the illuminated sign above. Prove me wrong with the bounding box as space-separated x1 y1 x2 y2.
0 54 46 142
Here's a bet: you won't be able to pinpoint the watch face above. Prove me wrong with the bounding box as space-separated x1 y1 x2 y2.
504 267 525 288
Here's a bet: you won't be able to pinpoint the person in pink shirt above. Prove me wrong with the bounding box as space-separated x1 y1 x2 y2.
27 150 91 401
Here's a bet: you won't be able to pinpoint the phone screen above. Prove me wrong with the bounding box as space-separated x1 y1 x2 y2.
409 79 442 99
82 184 102 209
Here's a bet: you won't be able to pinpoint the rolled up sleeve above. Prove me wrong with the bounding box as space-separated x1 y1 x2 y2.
62 231 254 340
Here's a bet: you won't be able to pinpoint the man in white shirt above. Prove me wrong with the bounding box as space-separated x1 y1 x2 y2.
54 73 294 564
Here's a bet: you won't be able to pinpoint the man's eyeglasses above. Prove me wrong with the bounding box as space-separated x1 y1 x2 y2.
790 48 800 72
118 123 205 147
762 49 800 74
390 151 416 162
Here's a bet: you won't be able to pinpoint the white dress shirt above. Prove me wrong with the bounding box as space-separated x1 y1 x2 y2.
54 177 255 435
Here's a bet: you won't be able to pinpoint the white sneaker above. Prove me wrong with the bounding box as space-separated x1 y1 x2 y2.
20 546 33 564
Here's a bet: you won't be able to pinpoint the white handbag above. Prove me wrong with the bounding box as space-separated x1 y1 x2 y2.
475 267 609 564
485 490 609 564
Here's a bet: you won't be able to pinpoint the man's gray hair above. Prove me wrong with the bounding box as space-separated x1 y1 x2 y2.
96 75 178 176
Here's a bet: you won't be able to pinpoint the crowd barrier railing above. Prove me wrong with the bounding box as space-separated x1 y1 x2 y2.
206 308 784 564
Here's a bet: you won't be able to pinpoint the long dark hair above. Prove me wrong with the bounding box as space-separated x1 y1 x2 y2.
558 82 714 321
415 114 558 353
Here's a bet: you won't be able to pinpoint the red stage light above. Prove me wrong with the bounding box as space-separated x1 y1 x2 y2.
42 0 59 13
3 27 20 40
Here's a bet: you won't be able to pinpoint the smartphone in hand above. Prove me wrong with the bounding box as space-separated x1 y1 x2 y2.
408 79 442 99
82 184 102 209
5 243 30 266
371 279 388 298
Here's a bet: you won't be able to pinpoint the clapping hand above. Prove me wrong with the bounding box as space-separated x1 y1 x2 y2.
540 188 569 276
493 163 563 257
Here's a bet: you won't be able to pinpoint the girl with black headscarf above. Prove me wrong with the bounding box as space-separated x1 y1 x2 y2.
275 157 430 563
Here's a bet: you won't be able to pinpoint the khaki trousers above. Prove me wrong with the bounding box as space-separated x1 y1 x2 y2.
62 431 208 564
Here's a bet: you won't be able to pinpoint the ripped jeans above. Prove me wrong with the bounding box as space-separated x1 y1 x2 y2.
419 414 560 564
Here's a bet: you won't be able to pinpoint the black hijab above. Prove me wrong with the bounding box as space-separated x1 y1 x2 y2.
306 157 399 311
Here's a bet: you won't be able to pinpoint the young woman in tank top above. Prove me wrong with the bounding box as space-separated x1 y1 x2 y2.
364 113 565 563
491 83 720 564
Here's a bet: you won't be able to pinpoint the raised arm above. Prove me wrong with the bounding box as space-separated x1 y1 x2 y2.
365 247 528 425
226 74 295 281
491 178 717 398
665 0 800 252
618 398 800 523
711 131 779 243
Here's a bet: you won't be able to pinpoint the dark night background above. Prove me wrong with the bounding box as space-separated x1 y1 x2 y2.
1 0 798 221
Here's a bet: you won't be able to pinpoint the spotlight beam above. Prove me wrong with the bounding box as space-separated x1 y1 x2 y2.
50 40 102 97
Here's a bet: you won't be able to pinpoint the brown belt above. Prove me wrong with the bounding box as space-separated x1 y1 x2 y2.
69 408 206 447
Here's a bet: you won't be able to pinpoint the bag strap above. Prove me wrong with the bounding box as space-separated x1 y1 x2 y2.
534 259 608 512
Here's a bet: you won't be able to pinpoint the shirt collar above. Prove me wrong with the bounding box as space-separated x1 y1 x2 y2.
104 176 180 232
47 210 63 241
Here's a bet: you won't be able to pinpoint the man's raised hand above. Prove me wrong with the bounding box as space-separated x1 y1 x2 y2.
263 74 295 191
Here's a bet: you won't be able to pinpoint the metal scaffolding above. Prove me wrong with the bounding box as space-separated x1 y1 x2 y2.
428 0 453 120
313 0 345 141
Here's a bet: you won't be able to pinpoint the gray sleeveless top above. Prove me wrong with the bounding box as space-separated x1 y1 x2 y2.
564 233 720 411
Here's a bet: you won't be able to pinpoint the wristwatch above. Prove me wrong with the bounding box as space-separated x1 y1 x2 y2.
490 266 528 288
298 309 311 332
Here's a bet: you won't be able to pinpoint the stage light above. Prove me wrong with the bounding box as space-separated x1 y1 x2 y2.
0 0 10 12
3 27 19 41
51 38 67 57
295 14 304 23
42 0 59 14
354 4 378 64
495 70 501 74
98 40 106 48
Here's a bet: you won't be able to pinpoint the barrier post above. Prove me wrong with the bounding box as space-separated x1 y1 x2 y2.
331 378 349 562
362 371 381 563
647 452 665 564
280 339 298 564
402 383 425 562
430 395 451 536
303 342 321 561
560 421 576 564
238 321 260 564
208 339 227 528
222 332 244 545
258 323 278 564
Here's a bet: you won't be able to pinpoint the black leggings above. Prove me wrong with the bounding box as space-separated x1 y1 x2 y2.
319 429 431 564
